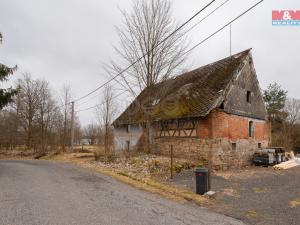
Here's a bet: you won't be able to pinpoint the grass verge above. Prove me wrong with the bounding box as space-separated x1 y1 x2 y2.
42 153 207 205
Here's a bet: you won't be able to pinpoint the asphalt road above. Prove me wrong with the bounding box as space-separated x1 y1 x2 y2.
0 160 244 225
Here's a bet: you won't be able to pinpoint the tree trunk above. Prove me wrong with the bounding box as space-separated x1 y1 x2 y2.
104 124 109 155
144 121 151 153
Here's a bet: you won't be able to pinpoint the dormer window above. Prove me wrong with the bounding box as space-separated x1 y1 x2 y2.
246 91 251 103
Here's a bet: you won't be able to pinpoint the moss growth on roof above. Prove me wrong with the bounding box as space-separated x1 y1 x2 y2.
114 49 251 125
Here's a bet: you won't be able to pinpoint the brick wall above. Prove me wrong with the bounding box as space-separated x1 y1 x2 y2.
153 110 271 170
198 110 271 141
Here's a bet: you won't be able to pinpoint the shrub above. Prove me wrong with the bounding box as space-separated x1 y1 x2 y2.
94 151 103 161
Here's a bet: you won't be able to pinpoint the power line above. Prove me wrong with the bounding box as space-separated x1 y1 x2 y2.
75 105 97 113
181 0 231 36
75 0 264 113
183 0 264 56
75 90 128 113
74 0 231 107
72 0 217 103
75 82 125 108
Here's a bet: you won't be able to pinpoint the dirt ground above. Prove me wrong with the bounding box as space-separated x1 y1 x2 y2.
168 166 300 225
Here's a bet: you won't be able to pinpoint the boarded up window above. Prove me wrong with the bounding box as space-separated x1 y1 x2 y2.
249 121 254 137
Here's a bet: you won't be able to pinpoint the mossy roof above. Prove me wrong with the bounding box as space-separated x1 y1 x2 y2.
114 49 251 125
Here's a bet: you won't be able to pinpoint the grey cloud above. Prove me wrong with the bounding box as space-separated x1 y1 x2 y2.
0 0 299 125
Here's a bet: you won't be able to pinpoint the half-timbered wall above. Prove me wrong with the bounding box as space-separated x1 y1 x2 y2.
154 119 197 138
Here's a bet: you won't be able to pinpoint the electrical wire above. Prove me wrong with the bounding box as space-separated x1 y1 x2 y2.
74 0 265 113
183 0 264 56
75 90 128 113
72 0 232 108
72 0 217 103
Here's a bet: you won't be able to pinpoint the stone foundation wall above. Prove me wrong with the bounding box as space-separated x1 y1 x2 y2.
153 137 268 170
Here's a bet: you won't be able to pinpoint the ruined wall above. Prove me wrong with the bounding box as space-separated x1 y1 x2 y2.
113 124 143 151
153 111 271 170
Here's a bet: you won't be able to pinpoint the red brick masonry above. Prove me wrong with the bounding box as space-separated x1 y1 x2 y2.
198 110 271 141
154 110 271 170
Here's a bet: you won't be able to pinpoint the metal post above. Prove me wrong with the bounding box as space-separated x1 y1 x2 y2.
208 148 212 191
70 101 75 152
230 23 232 56
170 145 174 179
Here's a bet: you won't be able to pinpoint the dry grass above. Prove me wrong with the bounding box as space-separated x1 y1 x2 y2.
43 153 207 205
0 150 35 160
289 198 300 208
245 210 258 218
252 187 269 193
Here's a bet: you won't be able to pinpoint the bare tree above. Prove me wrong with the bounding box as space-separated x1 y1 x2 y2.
15 74 44 150
97 85 116 156
107 0 189 92
83 124 98 145
13 75 62 151
280 98 300 149
45 103 63 151
0 109 19 150
60 85 72 151
0 75 79 154
285 98 300 125
106 0 189 153
37 81 58 152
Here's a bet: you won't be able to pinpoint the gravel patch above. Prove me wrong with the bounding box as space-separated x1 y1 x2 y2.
168 166 300 225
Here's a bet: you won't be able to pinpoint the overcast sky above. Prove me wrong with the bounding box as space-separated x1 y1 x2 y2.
0 0 299 126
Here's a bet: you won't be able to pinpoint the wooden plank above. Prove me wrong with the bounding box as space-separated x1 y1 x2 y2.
274 159 300 170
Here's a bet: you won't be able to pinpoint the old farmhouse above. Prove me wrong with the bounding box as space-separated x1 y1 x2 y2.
113 49 271 170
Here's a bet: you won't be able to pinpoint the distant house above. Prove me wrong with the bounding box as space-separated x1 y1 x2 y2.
113 49 271 169
80 138 91 146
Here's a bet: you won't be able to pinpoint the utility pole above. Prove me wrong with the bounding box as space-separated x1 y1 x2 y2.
170 144 174 179
70 101 75 152
229 23 232 56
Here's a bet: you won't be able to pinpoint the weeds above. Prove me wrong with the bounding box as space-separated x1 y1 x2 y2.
252 187 269 193
290 198 300 208
245 210 258 218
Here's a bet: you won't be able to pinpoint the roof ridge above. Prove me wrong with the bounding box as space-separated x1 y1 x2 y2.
113 49 253 125
175 48 251 79
151 49 252 88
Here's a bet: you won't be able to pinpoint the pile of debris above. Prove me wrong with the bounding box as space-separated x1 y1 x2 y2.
252 148 300 170
274 152 300 170
252 147 286 166
90 154 201 181
273 159 300 170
